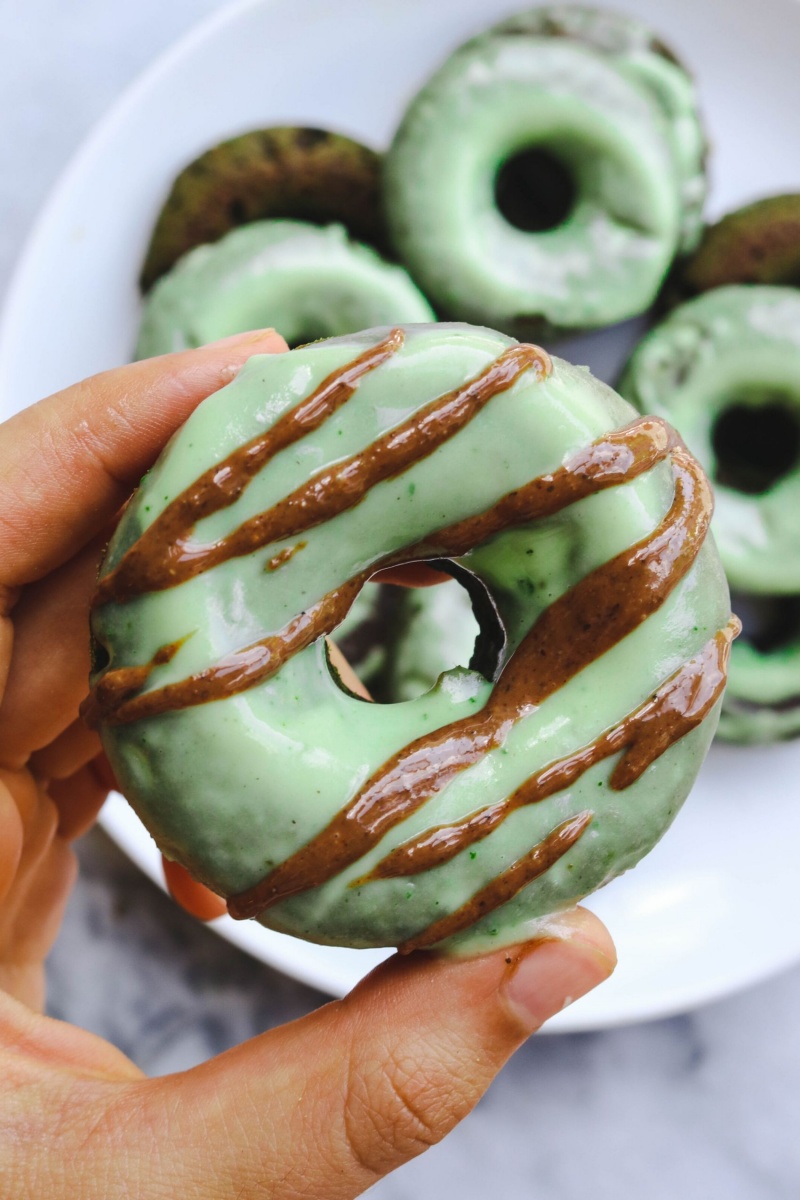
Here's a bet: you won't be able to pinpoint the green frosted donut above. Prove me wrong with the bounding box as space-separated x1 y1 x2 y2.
717 593 800 743
619 286 800 595
619 286 800 744
384 8 704 337
490 6 707 254
136 220 434 356
85 323 732 954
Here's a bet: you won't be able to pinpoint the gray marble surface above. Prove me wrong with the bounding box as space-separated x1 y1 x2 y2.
2 2 800 1196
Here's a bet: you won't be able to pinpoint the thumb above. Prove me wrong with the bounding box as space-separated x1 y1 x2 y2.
142 908 614 1199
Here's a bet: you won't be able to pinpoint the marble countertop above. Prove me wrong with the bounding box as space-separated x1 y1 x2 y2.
2 3 800 1196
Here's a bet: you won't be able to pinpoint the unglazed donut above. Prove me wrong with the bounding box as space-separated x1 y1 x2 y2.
669 194 800 304
84 323 734 953
384 6 706 337
620 285 800 742
140 126 387 291
136 220 434 356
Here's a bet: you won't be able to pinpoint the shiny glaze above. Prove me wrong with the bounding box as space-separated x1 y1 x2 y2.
86 332 731 949
227 445 713 920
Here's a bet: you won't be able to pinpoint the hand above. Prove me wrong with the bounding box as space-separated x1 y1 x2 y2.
0 332 615 1198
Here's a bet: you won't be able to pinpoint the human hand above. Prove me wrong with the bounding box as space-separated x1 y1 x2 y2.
0 334 615 1197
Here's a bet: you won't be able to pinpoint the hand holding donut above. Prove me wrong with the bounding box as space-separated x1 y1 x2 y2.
0 330 615 1198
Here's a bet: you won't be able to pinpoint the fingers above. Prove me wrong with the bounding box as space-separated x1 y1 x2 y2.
0 770 77 1009
0 778 24 907
0 538 105 767
0 329 287 588
48 763 109 842
29 720 102 784
372 563 452 588
143 910 614 1200
161 857 227 922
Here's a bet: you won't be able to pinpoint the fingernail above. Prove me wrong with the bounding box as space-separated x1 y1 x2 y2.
204 327 279 350
502 912 616 1033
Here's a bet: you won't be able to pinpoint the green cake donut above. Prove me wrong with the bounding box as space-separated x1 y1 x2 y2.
718 594 800 744
136 220 434 356
619 285 800 743
384 7 705 338
84 323 733 954
140 126 387 292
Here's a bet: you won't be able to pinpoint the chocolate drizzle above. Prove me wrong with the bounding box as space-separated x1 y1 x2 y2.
94 333 547 605
83 331 732 948
94 327 406 606
226 448 714 921
397 812 595 953
361 618 739 886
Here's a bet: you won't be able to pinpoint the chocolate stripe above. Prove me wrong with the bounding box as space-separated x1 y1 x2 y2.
84 417 682 728
82 577 366 729
227 448 712 920
397 812 594 953
94 327 406 605
362 618 738 882
94 337 547 604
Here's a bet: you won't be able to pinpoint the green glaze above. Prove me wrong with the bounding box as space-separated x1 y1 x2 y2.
490 6 707 254
717 602 800 743
619 286 800 595
136 220 434 356
94 324 729 953
620 286 800 745
384 12 703 337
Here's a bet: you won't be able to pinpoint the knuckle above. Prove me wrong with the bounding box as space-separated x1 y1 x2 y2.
341 1041 445 1179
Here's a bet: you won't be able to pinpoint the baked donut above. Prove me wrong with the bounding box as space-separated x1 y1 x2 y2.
668 194 800 304
136 220 434 356
140 126 387 291
619 286 800 594
620 285 800 742
83 323 734 953
384 6 706 338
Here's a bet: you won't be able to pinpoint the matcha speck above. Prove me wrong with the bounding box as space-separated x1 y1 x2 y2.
469 851 477 860
408 482 416 496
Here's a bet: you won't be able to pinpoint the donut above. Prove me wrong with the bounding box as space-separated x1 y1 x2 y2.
136 220 434 356
668 194 800 304
384 6 706 338
140 126 387 291
619 285 800 742
83 323 734 953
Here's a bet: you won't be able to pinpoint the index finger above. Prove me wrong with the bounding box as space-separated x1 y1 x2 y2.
0 328 287 590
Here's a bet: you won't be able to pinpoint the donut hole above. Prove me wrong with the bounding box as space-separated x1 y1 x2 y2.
287 325 334 350
90 637 111 673
331 564 504 703
731 591 800 654
711 394 800 494
494 147 577 234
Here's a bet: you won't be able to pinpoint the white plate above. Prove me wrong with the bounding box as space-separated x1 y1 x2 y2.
2 0 800 1031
